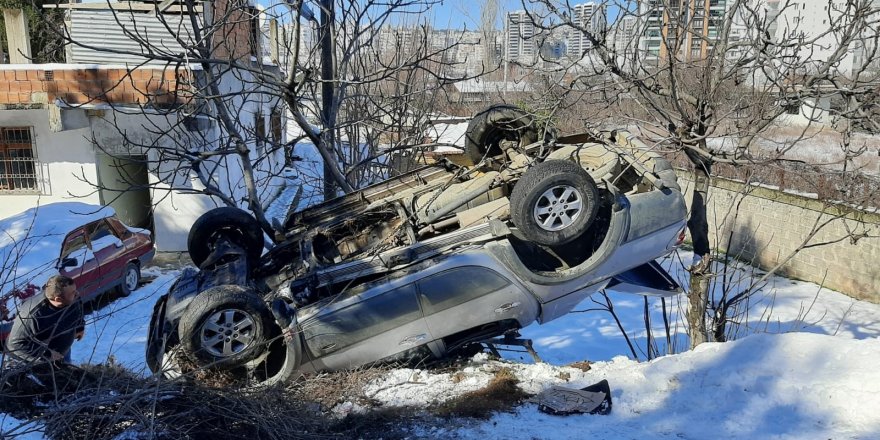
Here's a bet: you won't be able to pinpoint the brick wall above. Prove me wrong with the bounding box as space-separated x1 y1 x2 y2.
680 172 880 302
211 0 257 62
0 68 191 107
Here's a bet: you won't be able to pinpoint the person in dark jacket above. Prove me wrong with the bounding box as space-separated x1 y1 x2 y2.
6 275 84 365
2 275 87 399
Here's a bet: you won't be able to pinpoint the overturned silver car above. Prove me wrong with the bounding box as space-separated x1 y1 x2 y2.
146 105 687 385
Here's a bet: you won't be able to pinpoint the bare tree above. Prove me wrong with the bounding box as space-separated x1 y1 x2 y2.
33 0 479 242
481 0 500 72
520 0 880 347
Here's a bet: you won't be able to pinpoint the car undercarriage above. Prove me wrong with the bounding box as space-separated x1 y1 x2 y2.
146 105 687 386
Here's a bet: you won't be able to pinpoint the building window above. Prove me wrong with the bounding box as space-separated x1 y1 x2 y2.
254 111 266 152
270 109 282 146
0 127 39 193
247 6 260 58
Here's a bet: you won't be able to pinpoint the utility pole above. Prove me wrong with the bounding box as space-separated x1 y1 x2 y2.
319 0 337 200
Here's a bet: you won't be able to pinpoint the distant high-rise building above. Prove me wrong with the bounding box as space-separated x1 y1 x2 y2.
774 0 879 75
568 2 606 58
613 15 638 54
505 10 538 64
641 0 731 62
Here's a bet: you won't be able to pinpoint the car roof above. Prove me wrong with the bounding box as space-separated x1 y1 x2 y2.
0 202 115 297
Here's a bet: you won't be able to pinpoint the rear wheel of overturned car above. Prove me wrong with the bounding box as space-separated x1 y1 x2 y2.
178 285 274 370
464 105 540 165
510 160 599 247
187 207 264 268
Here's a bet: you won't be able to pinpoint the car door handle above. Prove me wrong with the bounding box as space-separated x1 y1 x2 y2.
495 302 521 314
399 334 427 346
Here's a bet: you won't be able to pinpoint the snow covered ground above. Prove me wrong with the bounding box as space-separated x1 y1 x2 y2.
3 250 880 438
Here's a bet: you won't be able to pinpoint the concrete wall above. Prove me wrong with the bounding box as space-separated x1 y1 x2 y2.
680 173 880 302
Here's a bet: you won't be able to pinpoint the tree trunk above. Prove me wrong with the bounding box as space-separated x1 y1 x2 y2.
687 163 712 348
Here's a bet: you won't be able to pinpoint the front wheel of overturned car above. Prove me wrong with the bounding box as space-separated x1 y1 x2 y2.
178 285 274 370
464 104 540 165
187 207 264 268
510 160 600 247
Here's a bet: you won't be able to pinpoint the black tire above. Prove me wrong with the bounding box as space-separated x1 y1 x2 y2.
246 331 302 388
188 207 264 268
145 294 168 374
178 285 273 370
116 262 140 297
464 105 540 165
510 160 600 246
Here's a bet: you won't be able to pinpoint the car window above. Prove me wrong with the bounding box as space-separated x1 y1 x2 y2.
88 220 118 245
61 231 91 268
106 215 133 239
417 266 510 315
303 283 421 356
62 232 88 260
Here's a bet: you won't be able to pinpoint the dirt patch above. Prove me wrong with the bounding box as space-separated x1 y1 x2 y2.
568 361 592 372
146 251 194 271
291 367 388 410
433 367 531 419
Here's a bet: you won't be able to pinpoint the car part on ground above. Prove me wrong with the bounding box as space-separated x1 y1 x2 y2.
146 105 687 387
532 379 613 416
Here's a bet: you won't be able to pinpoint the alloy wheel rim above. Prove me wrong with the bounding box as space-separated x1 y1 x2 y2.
200 309 257 357
533 184 583 232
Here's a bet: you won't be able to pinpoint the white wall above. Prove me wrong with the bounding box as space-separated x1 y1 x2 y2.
0 71 288 253
146 68 288 252
0 109 102 217
774 1 872 76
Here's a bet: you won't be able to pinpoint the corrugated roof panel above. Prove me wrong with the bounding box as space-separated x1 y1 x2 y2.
69 10 200 66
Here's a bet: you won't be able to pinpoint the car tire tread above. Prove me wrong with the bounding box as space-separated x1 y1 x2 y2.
510 159 600 246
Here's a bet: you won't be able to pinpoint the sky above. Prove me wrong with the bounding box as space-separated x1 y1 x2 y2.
255 0 540 30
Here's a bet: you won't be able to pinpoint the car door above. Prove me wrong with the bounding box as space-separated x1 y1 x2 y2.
416 266 537 344
301 283 431 371
86 219 126 293
58 228 101 299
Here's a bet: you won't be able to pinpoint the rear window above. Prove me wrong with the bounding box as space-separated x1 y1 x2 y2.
417 266 510 315
303 283 421 356
88 220 115 242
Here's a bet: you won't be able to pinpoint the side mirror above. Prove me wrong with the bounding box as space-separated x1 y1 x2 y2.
59 257 78 269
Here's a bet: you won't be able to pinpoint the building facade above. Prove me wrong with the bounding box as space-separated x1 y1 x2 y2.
641 0 730 62
568 2 606 58
0 1 286 252
774 0 879 76
505 10 538 64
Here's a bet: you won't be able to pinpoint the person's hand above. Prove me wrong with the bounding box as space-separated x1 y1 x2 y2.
75 329 84 341
49 350 64 361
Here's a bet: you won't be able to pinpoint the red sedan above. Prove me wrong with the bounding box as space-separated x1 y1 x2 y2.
0 203 155 345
